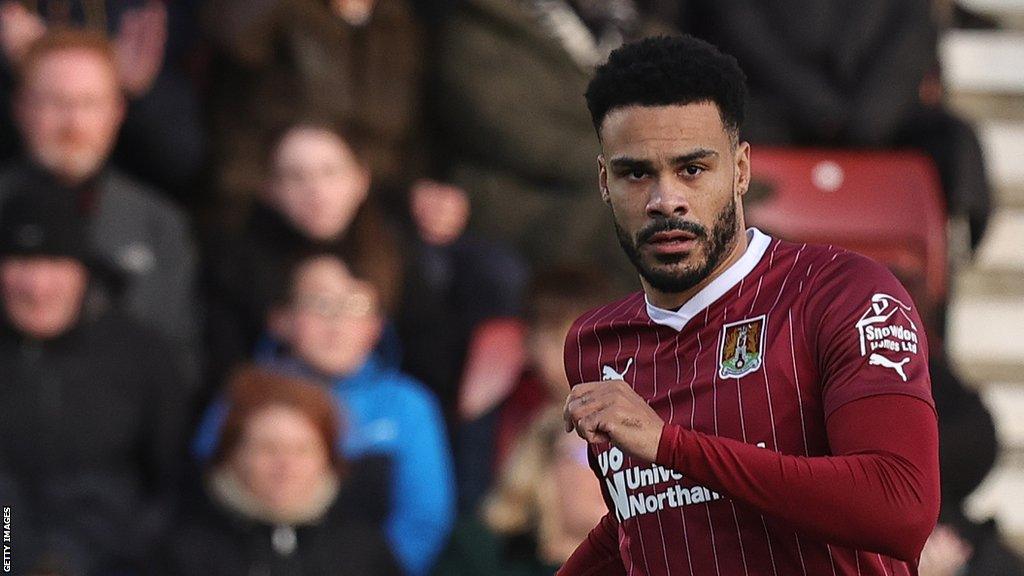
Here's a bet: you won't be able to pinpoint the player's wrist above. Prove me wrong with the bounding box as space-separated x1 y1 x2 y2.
654 422 678 467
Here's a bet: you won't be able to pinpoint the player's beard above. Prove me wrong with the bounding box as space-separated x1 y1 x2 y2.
614 196 740 295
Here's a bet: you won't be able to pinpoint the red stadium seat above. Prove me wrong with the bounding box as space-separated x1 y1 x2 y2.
746 148 948 308
457 318 527 421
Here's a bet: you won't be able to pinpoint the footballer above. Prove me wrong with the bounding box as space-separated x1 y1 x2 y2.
560 35 939 576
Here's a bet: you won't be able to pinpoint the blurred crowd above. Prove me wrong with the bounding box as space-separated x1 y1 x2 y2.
0 1 1020 575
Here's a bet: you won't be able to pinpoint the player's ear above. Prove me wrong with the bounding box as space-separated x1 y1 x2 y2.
734 140 751 199
598 154 611 205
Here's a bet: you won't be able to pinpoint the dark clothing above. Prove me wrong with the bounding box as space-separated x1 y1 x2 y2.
699 0 991 247
0 160 202 379
431 0 661 290
0 311 190 576
433 517 559 576
961 519 1024 576
930 356 998 505
203 0 425 209
455 369 548 512
703 0 934 146
396 236 527 415
154 463 400 576
202 201 403 392
204 201 524 416
893 107 992 249
203 203 304 386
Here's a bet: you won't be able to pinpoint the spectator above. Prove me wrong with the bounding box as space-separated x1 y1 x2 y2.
203 121 404 393
0 188 189 576
0 29 200 377
154 366 399 576
195 253 456 576
204 121 525 415
397 178 528 416
920 511 1024 576
916 354 1024 576
436 409 606 575
455 266 608 511
698 0 992 248
202 0 425 213
0 0 206 199
431 0 667 290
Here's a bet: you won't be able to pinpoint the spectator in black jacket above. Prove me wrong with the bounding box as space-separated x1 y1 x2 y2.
0 29 201 379
698 0 992 248
0 188 190 576
154 366 399 576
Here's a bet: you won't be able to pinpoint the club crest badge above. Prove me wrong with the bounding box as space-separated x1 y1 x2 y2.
719 315 767 379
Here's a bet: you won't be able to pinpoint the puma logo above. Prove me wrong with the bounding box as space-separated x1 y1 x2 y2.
869 354 910 382
602 358 634 381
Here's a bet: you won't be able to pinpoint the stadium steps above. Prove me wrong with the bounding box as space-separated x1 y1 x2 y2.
966 450 1024 551
941 21 1024 551
981 121 1024 207
942 30 1024 94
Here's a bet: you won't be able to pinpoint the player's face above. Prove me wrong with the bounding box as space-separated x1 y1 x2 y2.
598 102 750 296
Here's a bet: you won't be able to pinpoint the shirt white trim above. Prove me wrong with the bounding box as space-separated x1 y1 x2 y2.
645 228 773 332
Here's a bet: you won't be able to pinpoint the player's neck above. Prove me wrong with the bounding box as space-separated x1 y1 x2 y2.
643 227 750 311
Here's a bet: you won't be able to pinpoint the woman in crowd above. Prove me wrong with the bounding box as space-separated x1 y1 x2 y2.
196 254 456 576
203 120 404 391
437 408 606 575
159 365 399 576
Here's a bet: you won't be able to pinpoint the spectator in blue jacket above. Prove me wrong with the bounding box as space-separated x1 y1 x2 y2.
193 251 455 576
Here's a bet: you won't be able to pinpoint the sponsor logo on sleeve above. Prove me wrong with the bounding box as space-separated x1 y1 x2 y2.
855 293 919 382
718 315 767 379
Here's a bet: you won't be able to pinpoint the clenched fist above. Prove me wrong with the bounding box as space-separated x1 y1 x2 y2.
563 379 665 463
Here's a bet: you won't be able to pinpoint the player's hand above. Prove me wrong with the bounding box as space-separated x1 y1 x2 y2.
563 379 665 463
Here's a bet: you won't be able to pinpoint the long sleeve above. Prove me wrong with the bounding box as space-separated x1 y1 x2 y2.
655 394 939 561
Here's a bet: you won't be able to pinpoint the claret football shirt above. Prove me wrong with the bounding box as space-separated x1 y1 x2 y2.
564 228 934 576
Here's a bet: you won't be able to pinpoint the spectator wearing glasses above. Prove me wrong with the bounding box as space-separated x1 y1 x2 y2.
194 252 456 576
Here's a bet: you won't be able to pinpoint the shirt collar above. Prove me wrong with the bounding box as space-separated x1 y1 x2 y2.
645 228 772 332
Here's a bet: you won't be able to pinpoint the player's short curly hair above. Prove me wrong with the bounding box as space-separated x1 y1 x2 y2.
585 35 748 141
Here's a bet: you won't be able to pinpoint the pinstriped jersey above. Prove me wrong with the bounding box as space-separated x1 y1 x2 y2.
564 229 934 576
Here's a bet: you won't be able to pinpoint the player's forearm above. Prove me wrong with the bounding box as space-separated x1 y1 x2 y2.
654 395 939 561
557 513 627 576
